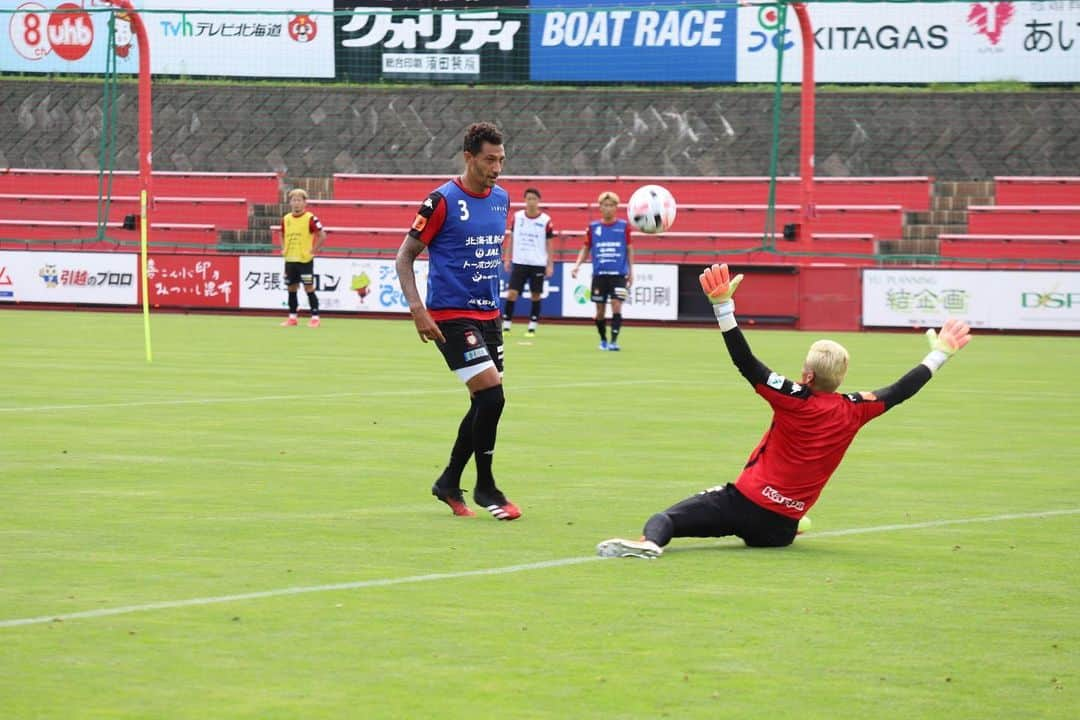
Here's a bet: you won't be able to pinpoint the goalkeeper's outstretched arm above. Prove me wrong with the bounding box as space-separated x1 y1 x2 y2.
869 318 972 410
699 263 771 386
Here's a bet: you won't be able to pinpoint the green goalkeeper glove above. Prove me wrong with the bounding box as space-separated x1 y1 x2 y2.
923 318 971 372
926 318 971 355
699 263 743 330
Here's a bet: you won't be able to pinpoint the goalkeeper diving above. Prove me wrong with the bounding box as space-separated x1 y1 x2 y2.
597 263 971 559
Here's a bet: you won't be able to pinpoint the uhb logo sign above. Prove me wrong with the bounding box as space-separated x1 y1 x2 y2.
9 1 93 61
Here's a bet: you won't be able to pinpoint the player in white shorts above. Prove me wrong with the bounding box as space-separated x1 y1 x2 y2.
502 187 555 337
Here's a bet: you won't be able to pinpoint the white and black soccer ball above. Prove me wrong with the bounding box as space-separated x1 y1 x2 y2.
627 184 677 234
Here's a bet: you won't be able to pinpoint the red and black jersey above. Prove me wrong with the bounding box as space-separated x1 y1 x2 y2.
407 178 509 321
722 327 931 519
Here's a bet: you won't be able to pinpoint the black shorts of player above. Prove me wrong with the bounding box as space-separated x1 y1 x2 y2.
508 263 546 296
661 483 798 548
284 260 314 287
591 273 628 303
435 317 504 374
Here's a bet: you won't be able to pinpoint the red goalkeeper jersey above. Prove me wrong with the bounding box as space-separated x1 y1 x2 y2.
734 376 886 519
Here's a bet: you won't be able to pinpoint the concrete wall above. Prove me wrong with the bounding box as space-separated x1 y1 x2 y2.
1 81 1076 180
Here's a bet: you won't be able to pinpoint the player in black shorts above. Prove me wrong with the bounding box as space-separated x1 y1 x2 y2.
284 260 314 288
571 191 633 351
590 273 627 305
435 318 505 378
394 122 521 521
502 187 555 337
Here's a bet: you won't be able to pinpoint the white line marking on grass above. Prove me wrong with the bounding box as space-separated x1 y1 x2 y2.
0 557 602 629
802 508 1080 538
1 508 1075 629
0 379 673 414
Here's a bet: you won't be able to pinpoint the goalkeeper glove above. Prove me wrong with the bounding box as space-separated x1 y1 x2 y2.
699 263 743 330
922 318 971 373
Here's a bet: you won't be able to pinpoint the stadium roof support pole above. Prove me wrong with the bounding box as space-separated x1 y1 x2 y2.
102 0 152 212
793 3 815 239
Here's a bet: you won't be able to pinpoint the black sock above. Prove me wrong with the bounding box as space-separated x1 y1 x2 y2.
288 290 298 314
611 313 623 343
503 299 516 323
595 318 607 342
471 385 505 495
438 405 476 490
530 300 541 323
306 291 319 316
644 512 674 547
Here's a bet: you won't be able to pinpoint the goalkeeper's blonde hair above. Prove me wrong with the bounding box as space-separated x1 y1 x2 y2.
804 340 849 393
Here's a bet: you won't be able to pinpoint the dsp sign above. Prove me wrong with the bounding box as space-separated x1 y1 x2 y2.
529 0 736 82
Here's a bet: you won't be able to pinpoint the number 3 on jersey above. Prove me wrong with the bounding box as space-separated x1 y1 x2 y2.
458 199 470 221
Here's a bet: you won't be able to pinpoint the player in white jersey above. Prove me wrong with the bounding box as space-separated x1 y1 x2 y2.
502 188 555 337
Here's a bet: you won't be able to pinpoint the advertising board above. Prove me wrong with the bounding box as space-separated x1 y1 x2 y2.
863 268 1080 331
0 249 137 304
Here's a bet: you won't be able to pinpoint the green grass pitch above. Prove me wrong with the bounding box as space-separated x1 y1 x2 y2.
0 309 1076 719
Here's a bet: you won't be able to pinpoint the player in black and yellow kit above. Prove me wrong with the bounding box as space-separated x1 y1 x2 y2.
281 188 327 327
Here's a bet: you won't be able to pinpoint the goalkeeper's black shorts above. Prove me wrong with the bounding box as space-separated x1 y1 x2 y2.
661 483 798 548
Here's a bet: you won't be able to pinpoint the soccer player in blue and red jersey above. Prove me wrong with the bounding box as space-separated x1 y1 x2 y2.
598 264 971 559
395 122 521 521
571 191 634 351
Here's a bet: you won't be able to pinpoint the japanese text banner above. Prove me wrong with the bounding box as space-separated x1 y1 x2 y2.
738 2 1080 83
862 269 1080 331
334 0 528 82
0 250 137 304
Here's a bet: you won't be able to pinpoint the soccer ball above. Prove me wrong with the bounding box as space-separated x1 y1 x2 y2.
627 184 677 234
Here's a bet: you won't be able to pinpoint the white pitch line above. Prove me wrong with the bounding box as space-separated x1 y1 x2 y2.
0 379 673 414
1 508 1076 630
0 557 602 629
800 508 1080 537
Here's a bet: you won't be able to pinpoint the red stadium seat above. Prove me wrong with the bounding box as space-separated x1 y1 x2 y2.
938 233 1080 265
0 219 217 250
994 177 1080 206
967 205 1080 235
0 168 281 203
307 198 902 239
332 173 931 211
0 194 249 230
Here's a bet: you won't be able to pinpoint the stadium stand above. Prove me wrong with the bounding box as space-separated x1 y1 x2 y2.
305 199 902 238
966 205 1080 235
333 174 932 211
272 225 878 265
10 169 1080 268
0 220 217 249
0 168 281 203
994 177 1080 206
0 194 250 230
938 233 1080 265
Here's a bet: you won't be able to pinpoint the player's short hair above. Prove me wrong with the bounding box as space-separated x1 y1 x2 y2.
597 191 620 205
524 187 541 199
804 340 849 393
287 188 308 201
463 122 504 155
